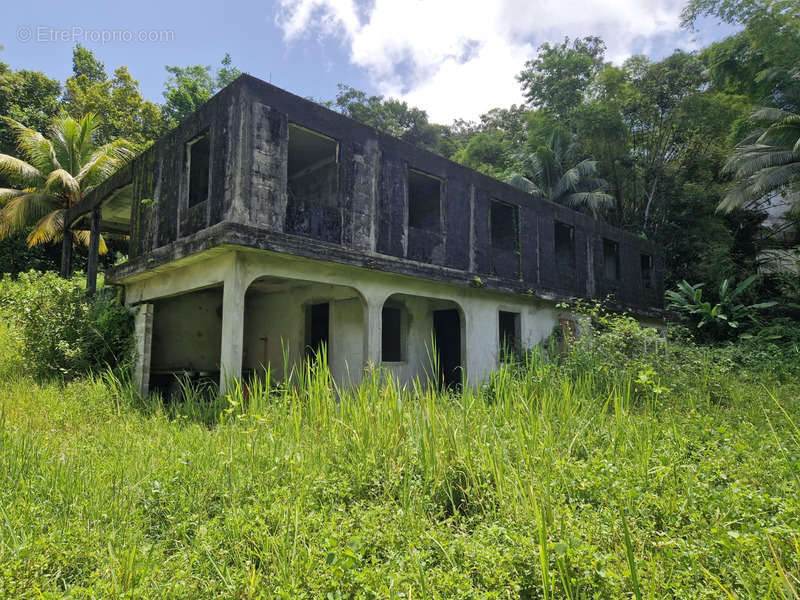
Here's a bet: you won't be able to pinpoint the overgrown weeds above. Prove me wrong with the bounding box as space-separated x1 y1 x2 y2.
0 304 798 598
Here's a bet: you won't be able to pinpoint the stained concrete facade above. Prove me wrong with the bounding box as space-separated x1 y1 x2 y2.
67 74 664 394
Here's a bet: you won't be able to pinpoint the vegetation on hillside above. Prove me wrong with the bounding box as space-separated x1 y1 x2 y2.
1 295 799 598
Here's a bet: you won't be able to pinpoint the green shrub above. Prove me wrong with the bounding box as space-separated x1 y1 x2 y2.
0 271 133 379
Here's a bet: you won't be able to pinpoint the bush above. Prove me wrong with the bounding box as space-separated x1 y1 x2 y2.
0 271 133 379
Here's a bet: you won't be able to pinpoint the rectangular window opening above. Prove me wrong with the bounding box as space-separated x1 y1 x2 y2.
603 238 620 281
554 221 575 269
499 311 521 361
187 131 210 207
641 253 654 289
286 123 340 241
408 169 442 231
381 306 403 362
288 123 338 181
306 302 330 359
490 200 519 252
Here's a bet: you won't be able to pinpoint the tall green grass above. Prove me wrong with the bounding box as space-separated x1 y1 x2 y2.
0 317 798 598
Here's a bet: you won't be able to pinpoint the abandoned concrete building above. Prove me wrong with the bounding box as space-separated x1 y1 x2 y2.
66 74 664 394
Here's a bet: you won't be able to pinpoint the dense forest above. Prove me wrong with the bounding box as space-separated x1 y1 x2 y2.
1 0 798 310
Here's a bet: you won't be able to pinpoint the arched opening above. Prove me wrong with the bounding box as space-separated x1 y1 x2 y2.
381 293 465 387
243 276 365 383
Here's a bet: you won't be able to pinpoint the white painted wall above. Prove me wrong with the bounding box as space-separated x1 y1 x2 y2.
124 247 567 390
242 282 364 383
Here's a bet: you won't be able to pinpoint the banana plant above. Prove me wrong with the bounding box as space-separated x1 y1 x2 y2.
666 275 777 337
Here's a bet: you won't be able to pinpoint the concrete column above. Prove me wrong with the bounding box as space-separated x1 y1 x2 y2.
86 208 101 296
219 253 246 392
362 294 383 370
463 303 495 387
132 303 154 396
60 226 73 279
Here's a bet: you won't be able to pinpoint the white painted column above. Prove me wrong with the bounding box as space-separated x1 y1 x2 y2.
132 303 154 396
362 293 383 370
219 253 246 392
463 302 497 386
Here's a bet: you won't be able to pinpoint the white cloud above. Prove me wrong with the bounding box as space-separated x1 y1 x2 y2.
275 0 698 123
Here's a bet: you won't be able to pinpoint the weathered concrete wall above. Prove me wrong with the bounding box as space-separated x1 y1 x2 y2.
150 287 223 372
122 74 663 321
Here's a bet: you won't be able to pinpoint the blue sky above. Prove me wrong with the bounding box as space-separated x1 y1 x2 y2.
1 0 738 123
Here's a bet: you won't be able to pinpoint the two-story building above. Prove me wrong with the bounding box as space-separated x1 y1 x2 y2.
66 75 664 395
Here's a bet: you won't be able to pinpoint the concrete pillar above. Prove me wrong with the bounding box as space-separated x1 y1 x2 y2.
133 303 154 396
463 303 495 386
362 294 383 370
86 208 101 296
219 253 246 392
60 226 73 279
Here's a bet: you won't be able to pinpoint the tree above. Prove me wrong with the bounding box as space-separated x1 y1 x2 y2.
162 53 241 128
685 0 800 110
332 84 450 155
720 107 800 214
63 46 161 147
71 44 106 85
507 127 614 215
0 64 61 156
0 113 133 251
517 37 606 119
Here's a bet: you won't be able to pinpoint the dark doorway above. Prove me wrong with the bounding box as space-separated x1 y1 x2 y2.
433 308 462 388
306 302 330 359
498 310 520 360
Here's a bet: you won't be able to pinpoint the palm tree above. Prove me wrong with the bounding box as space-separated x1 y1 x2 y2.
720 107 800 214
0 113 133 252
506 128 614 216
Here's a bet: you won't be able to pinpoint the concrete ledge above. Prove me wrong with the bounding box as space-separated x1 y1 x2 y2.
108 221 667 320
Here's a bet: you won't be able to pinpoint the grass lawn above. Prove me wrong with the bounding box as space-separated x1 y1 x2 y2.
0 319 798 598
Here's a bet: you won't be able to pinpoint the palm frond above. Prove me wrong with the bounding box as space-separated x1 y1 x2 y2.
44 169 81 203
72 229 109 254
506 174 542 195
0 188 25 205
724 146 800 178
0 192 58 238
0 153 42 186
749 107 791 124
720 163 800 212
0 116 58 174
553 166 581 199
562 191 614 216
26 209 65 246
76 139 135 188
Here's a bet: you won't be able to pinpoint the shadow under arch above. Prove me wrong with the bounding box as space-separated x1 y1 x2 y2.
380 292 467 389
242 274 367 385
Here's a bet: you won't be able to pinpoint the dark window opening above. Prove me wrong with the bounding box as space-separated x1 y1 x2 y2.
187 131 210 207
499 311 520 360
490 200 519 251
288 123 338 180
286 124 340 241
382 306 403 362
433 309 462 389
306 302 330 359
641 253 654 289
603 238 620 281
408 169 442 231
554 221 575 269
